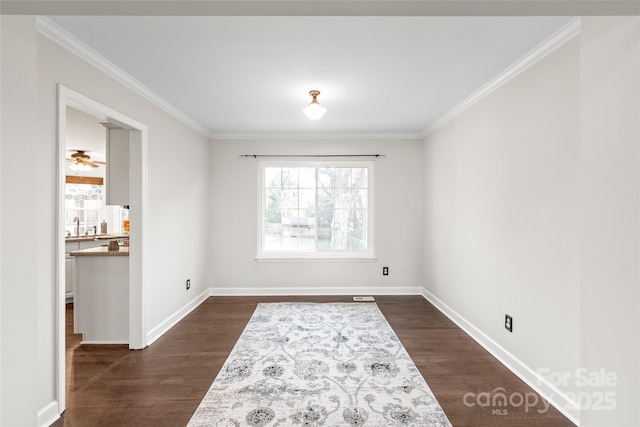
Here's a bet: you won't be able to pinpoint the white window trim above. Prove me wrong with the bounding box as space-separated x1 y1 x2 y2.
256 159 375 261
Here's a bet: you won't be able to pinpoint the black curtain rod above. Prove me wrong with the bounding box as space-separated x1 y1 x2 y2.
240 154 385 158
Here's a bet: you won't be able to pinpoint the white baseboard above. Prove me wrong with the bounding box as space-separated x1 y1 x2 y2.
38 400 59 427
421 287 580 426
146 288 210 345
80 340 129 345
210 286 422 296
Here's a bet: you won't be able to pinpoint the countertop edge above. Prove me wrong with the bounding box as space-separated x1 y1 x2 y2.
70 247 130 257
66 234 130 243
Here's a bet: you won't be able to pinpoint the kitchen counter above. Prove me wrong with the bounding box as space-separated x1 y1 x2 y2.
65 236 98 243
95 233 130 240
73 246 129 344
66 233 129 243
70 246 129 257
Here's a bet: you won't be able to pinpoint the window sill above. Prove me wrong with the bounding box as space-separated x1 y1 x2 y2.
255 254 377 263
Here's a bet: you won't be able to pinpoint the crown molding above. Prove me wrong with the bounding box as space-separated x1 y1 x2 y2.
6 2 640 16
210 131 424 141
36 16 212 138
422 17 581 138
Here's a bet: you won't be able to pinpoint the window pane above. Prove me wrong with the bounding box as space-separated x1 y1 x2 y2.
265 168 282 188
318 228 332 250
332 230 348 251
335 189 351 209
353 189 368 208
282 168 298 188
352 209 368 231
265 205 281 225
261 162 370 255
318 186 333 204
266 189 282 211
282 209 299 219
333 209 349 235
334 168 351 189
282 190 298 210
298 189 316 213
85 200 99 208
282 230 299 250
85 210 99 223
264 237 282 251
352 168 368 188
66 210 79 223
317 209 333 229
318 167 334 189
298 168 315 189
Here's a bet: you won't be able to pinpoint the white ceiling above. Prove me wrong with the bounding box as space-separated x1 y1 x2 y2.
48 15 575 138
65 106 106 161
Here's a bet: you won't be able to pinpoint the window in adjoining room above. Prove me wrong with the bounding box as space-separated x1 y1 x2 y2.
257 160 374 260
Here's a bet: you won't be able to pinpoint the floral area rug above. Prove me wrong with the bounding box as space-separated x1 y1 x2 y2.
187 302 452 427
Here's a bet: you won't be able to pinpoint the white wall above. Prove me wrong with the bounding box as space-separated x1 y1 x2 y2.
1 16 40 427
424 17 640 427
209 139 424 294
1 16 211 424
423 36 582 414
579 17 640 427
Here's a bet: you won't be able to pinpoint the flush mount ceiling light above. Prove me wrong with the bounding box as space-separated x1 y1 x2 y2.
303 90 327 120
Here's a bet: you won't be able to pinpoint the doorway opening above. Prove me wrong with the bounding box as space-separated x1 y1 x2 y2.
56 85 148 414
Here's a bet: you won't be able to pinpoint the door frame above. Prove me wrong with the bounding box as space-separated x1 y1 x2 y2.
56 85 148 413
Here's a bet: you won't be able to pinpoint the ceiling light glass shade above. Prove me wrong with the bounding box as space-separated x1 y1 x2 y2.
303 102 327 120
303 90 326 120
70 162 92 172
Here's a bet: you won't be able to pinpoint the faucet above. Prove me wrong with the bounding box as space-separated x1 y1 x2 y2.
74 217 80 236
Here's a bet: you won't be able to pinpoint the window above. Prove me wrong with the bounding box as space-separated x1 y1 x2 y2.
64 183 127 236
65 183 104 235
258 160 374 260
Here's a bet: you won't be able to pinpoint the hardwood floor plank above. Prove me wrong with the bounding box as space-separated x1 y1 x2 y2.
53 297 574 426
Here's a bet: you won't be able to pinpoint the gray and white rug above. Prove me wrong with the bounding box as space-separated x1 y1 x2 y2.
188 302 451 426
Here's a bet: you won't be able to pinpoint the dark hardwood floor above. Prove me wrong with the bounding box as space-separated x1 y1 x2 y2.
53 296 574 426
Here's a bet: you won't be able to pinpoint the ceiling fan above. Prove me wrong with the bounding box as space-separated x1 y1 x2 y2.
66 150 105 172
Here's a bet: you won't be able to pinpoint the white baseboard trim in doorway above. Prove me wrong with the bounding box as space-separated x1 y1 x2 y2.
209 286 422 296
38 400 59 427
421 287 580 425
146 288 210 346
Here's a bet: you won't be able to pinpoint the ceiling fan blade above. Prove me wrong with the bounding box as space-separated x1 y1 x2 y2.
85 161 100 168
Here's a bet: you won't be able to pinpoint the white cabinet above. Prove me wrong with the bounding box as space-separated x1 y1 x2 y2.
104 125 129 206
65 255 74 301
74 253 129 344
65 241 80 301
64 239 106 301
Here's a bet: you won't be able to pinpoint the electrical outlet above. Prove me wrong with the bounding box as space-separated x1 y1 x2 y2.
505 314 513 332
383 267 389 276
186 279 191 290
